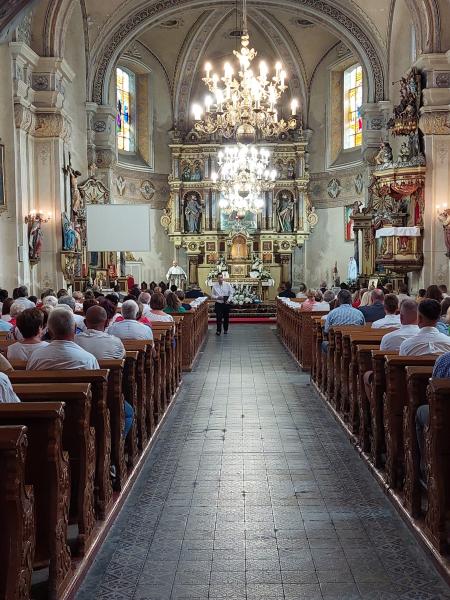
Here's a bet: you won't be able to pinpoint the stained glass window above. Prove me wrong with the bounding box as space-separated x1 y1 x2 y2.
343 64 363 149
116 67 135 152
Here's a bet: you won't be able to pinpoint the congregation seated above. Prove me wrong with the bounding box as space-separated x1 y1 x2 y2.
75 305 133 438
324 289 365 334
296 282 307 299
379 299 419 351
27 309 99 370
358 288 385 323
42 295 58 311
278 282 296 299
72 290 84 312
436 296 450 335
147 292 174 323
299 289 317 311
108 299 154 339
0 288 8 312
176 290 192 311
58 295 86 332
397 283 410 304
76 305 125 359
164 292 186 314
399 299 450 356
371 294 400 329
1 297 13 323
7 308 48 360
138 292 152 317
439 284 449 298
0 354 13 374
0 372 20 403
12 285 35 309
185 285 206 299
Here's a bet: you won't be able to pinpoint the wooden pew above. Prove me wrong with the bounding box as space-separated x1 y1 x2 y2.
425 379 450 553
123 351 140 470
122 340 151 446
152 323 175 409
299 311 328 371
13 383 95 556
0 425 35 600
0 402 71 600
403 366 434 518
8 369 113 520
181 301 208 371
383 355 438 489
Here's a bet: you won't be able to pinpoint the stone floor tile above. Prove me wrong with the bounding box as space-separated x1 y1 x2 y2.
75 326 450 600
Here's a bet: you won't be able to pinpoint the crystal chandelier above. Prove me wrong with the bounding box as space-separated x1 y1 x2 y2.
192 0 299 142
212 145 276 215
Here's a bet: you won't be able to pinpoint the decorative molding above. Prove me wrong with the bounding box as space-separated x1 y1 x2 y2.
14 104 35 132
140 179 155 200
419 111 450 135
33 113 72 141
95 148 115 168
90 0 386 106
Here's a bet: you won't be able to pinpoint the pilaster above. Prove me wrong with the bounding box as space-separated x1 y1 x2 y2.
416 52 450 286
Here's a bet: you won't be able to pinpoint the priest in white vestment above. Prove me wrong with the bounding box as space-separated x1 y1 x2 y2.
166 260 187 289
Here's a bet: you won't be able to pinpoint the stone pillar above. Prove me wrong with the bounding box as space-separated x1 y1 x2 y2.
91 105 117 194
417 53 450 286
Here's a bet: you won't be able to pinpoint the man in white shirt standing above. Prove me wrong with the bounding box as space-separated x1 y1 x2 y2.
371 294 401 329
399 299 450 356
380 299 420 351
27 309 99 370
108 300 153 341
211 273 234 336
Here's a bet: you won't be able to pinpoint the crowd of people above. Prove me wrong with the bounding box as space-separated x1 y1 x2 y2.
0 281 207 475
279 280 450 476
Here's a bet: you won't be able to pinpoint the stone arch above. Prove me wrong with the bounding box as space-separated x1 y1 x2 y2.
404 0 441 54
88 0 387 107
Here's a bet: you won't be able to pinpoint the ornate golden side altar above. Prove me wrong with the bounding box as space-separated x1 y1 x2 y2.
161 128 316 299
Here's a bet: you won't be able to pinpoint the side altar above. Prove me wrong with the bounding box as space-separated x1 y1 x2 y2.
161 129 317 300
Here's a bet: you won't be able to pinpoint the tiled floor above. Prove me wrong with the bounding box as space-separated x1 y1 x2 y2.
76 325 450 600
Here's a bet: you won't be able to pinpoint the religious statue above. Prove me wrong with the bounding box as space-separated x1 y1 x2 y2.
181 164 192 182
287 161 295 180
184 194 202 233
276 192 295 232
28 216 43 261
74 223 82 253
351 200 363 215
332 261 340 286
191 162 202 181
62 212 77 251
374 142 393 166
166 260 187 288
250 254 263 275
347 257 358 281
398 140 411 164
217 256 228 274
63 155 83 217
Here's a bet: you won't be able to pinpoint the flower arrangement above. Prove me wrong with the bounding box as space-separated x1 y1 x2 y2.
230 284 259 306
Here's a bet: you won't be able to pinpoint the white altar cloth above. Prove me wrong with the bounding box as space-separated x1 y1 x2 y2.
375 226 421 238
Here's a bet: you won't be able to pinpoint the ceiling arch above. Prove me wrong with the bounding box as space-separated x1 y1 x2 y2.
87 0 388 108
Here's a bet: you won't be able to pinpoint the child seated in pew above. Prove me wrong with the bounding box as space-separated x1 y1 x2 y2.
7 308 49 361
0 372 20 403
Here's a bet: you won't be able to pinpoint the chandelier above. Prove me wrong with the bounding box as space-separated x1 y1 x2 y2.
191 0 299 142
212 145 276 215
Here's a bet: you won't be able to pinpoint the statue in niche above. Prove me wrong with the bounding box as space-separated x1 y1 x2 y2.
276 191 295 232
184 193 202 233
398 140 411 164
28 216 43 261
181 164 192 182
63 154 83 217
231 234 248 260
62 212 77 251
287 161 295 180
191 162 202 181
374 142 393 166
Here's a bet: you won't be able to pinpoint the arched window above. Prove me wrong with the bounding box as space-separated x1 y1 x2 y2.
116 67 136 152
343 64 362 149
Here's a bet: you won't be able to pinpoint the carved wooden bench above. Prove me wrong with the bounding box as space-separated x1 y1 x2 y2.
0 402 71 600
13 383 95 556
8 369 112 519
0 425 35 600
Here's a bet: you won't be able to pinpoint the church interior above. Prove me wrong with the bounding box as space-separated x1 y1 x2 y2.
2 0 450 599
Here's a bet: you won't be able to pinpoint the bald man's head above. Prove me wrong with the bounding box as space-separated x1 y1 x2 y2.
400 299 418 325
85 305 108 331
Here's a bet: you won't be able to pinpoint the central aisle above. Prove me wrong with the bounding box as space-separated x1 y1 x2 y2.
77 325 450 600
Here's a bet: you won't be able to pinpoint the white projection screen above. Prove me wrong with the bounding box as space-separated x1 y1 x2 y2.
86 204 151 252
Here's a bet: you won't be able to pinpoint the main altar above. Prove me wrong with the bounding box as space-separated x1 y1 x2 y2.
161 128 316 300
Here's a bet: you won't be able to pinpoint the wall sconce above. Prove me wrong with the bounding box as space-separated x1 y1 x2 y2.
437 203 450 258
24 210 51 224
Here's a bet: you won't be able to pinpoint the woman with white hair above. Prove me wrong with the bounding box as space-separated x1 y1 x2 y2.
42 295 58 310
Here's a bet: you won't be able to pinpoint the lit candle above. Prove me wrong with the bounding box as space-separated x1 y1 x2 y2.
280 70 286 88
259 61 268 79
205 95 212 112
291 98 298 115
205 62 212 77
275 62 282 76
192 104 202 120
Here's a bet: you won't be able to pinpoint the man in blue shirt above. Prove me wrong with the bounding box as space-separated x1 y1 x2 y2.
358 288 386 323
322 289 365 352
